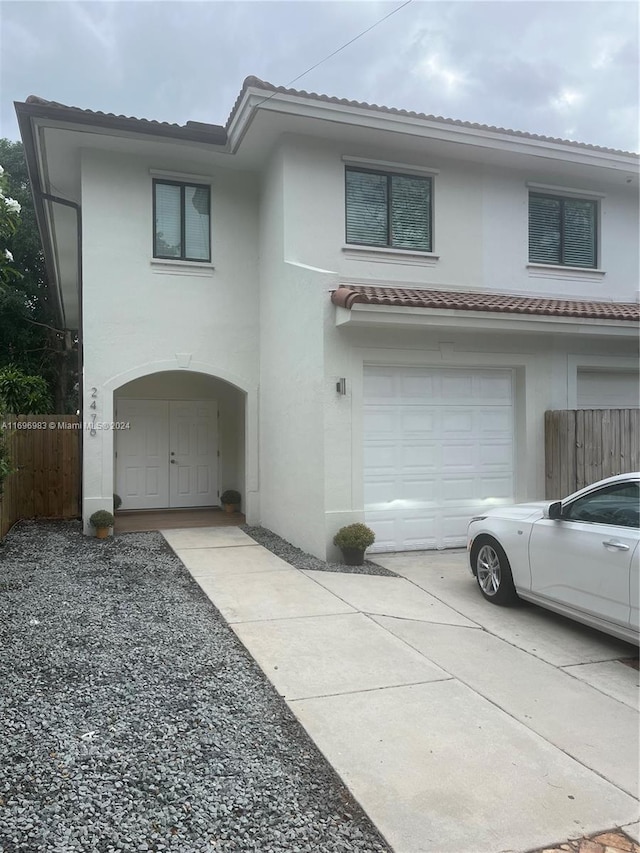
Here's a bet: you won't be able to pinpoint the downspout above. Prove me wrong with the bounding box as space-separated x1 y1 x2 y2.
38 193 83 516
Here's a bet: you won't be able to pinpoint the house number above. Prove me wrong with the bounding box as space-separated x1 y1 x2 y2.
89 387 97 435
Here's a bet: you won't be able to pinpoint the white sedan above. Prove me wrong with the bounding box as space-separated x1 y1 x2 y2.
467 472 639 645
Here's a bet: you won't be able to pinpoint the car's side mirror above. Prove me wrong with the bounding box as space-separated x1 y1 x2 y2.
544 501 563 520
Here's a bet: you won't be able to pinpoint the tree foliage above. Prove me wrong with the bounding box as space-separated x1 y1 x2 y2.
0 365 52 414
0 139 77 413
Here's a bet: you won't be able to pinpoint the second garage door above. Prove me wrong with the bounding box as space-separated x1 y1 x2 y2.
364 366 514 551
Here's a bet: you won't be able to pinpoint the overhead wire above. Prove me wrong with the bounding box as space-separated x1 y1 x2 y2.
252 0 414 108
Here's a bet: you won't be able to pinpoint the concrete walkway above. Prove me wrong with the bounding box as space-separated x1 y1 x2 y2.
162 527 640 853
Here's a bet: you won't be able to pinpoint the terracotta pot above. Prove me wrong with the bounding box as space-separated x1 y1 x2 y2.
341 547 365 566
95 527 110 539
223 503 239 514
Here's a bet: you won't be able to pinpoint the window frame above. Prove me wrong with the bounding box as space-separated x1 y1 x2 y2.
528 191 598 269
153 178 211 263
561 481 639 528
344 166 433 252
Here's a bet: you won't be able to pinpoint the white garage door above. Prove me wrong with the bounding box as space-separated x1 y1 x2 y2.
364 367 514 552
577 370 640 409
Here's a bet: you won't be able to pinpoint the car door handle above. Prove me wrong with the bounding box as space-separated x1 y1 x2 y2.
602 539 629 551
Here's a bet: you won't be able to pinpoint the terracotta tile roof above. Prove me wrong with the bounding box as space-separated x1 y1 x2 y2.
331 285 640 322
21 95 227 145
230 77 639 158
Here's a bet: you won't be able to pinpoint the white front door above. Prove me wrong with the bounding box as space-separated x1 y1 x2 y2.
116 399 218 510
169 401 218 508
363 366 514 551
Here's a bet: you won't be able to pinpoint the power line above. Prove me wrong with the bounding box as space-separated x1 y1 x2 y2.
253 0 414 108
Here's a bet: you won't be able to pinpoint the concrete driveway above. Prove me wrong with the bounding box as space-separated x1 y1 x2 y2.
165 528 640 853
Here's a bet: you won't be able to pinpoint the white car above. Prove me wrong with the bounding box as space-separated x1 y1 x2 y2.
467 472 639 645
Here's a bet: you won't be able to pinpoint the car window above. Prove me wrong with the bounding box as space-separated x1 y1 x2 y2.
563 481 640 528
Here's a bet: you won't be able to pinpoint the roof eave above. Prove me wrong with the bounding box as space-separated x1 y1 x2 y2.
227 79 639 167
15 103 68 329
14 99 229 147
335 303 639 338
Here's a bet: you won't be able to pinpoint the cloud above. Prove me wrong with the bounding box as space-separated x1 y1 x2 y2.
1 0 637 151
550 88 585 112
414 53 468 96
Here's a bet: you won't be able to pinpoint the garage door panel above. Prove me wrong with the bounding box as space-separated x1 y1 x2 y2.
441 373 474 399
480 408 512 432
480 475 514 500
364 366 514 551
400 442 437 470
441 443 476 470
401 409 436 433
401 374 436 397
479 441 513 467
441 410 475 432
478 373 513 400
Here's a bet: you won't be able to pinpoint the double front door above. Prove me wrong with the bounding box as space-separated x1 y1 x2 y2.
115 399 218 510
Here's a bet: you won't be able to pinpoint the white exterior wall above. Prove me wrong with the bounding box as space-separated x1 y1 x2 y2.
79 147 260 528
271 135 639 558
73 129 637 557
258 149 337 557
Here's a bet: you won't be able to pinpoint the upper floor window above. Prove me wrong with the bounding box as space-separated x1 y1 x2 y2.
529 192 597 268
153 179 210 262
345 167 432 252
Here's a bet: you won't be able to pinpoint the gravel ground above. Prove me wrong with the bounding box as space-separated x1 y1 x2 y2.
0 520 391 853
241 527 397 577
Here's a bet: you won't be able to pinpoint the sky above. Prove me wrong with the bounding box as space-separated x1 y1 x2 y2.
1 0 638 153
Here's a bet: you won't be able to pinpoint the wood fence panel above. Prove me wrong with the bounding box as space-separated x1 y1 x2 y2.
0 416 81 539
546 409 639 498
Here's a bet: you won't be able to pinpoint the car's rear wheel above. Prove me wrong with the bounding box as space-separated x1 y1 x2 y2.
472 538 518 606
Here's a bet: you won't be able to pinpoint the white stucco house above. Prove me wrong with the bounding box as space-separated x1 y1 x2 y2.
15 77 640 559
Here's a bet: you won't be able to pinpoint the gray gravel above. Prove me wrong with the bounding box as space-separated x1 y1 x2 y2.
241 527 397 577
0 520 391 853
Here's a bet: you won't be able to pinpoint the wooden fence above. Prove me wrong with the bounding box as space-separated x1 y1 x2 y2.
545 409 640 499
0 415 81 539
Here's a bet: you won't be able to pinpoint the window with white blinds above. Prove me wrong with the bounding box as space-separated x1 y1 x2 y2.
529 192 597 268
154 180 210 261
346 167 432 251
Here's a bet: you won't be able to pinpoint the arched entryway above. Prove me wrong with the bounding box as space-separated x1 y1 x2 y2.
112 370 248 519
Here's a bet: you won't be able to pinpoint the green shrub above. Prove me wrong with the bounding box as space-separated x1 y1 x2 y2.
89 510 114 529
221 489 241 505
333 523 375 551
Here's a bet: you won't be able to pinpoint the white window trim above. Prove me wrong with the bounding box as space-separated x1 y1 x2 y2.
149 258 215 277
342 155 439 176
342 245 440 266
526 181 606 200
527 262 605 277
150 168 213 184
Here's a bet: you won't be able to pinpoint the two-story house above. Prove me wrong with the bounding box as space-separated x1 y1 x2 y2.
16 77 640 559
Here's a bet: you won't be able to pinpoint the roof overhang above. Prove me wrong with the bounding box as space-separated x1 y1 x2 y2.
334 302 639 339
227 79 639 178
14 100 231 330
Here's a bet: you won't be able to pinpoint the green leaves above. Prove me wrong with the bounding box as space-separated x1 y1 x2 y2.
0 365 52 415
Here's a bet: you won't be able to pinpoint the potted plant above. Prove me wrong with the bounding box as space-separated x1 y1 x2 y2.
333 523 375 566
113 494 122 511
220 489 241 514
90 509 115 539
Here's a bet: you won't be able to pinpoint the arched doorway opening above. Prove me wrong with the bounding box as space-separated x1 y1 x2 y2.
113 370 246 514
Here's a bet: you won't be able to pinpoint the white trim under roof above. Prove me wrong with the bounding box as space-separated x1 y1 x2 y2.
335 303 638 338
